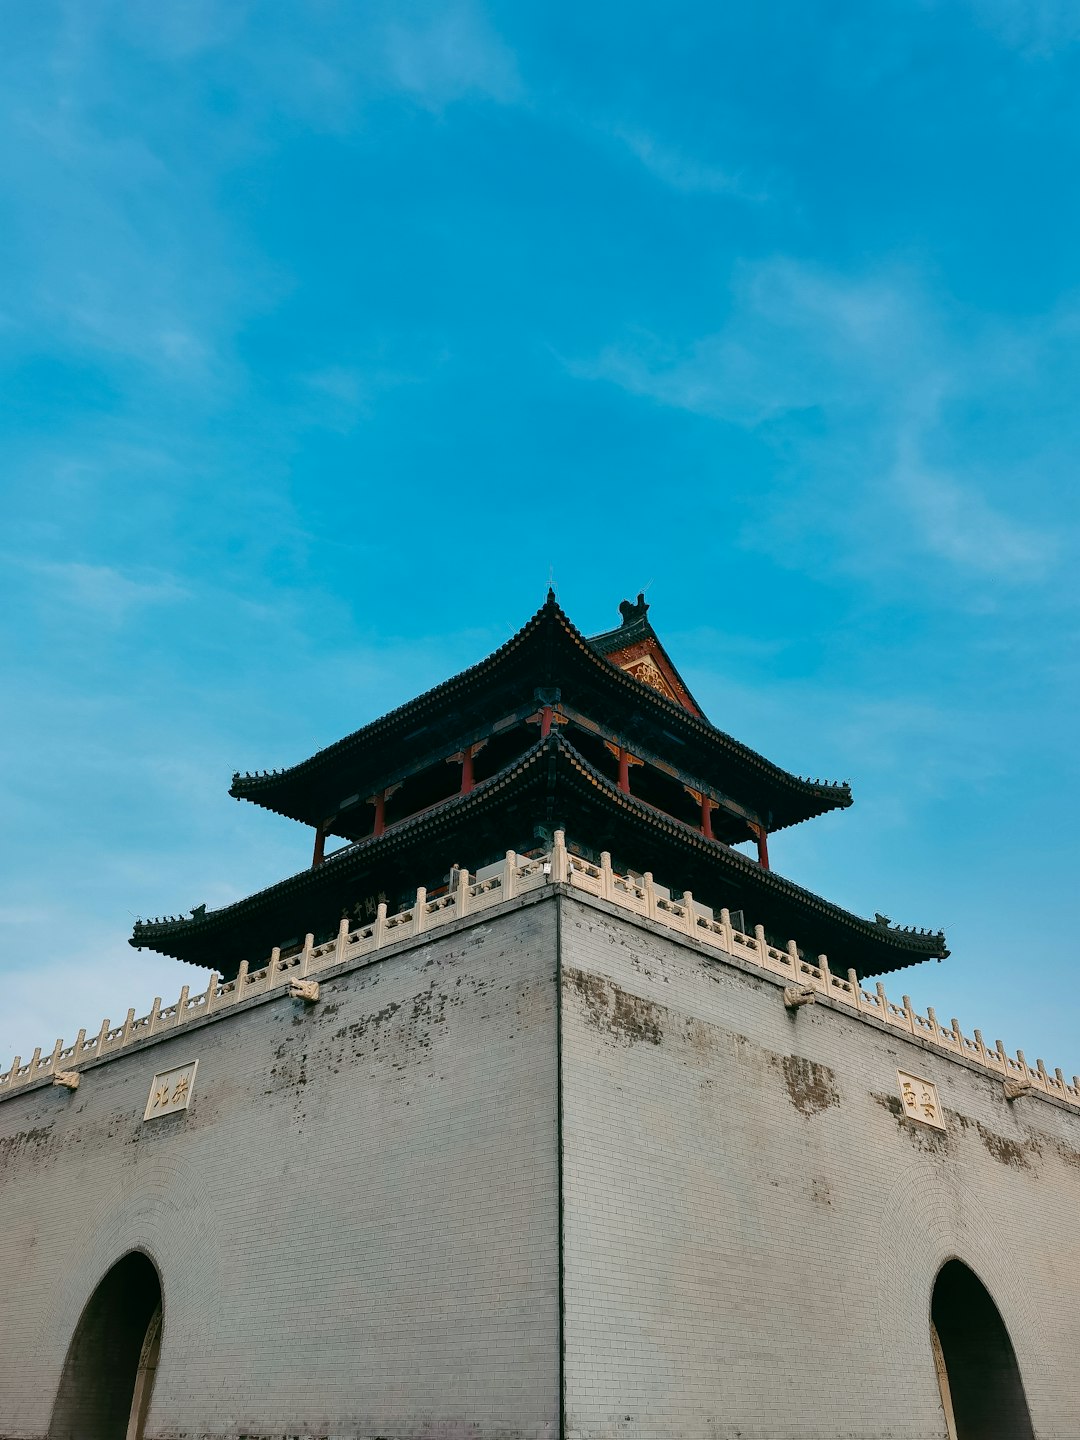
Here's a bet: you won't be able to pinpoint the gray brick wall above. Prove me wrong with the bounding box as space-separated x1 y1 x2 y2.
559 891 1080 1440
0 899 560 1440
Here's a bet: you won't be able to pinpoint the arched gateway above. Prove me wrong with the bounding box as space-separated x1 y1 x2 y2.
49 1251 163 1440
930 1259 1034 1440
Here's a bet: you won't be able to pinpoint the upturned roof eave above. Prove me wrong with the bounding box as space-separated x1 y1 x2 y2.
229 594 852 824
135 739 555 957
228 594 559 811
549 735 946 969
135 735 944 974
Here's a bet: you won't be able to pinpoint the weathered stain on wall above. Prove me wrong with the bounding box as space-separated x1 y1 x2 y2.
565 968 664 1046
0 1124 53 1174
565 961 841 1122
776 1052 840 1117
975 1120 1042 1172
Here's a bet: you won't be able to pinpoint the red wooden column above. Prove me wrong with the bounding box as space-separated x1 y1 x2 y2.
527 705 569 739
604 741 644 794
685 788 718 840
311 820 328 868
748 821 770 869
366 783 401 838
446 740 488 795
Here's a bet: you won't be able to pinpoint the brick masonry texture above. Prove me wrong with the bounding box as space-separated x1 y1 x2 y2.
3 885 1080 1439
0 900 560 1440
558 891 1080 1440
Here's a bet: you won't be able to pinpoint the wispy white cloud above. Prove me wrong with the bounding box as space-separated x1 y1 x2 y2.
570 258 1074 587
14 560 189 624
0 1 521 392
961 0 1080 56
570 261 934 424
891 435 1057 579
120 0 253 60
612 127 761 199
298 360 432 431
382 3 521 108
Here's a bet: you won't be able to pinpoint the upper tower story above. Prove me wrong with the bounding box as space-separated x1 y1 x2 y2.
130 593 947 979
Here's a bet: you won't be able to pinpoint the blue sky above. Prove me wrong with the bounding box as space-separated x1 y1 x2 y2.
3 1 1079 1077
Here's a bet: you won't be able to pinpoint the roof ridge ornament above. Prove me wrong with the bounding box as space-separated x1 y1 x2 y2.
618 592 650 627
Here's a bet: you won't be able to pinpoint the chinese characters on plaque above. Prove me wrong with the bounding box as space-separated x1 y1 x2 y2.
143 1060 198 1121
897 1070 945 1131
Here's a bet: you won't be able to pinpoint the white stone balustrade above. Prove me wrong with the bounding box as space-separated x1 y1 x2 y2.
2 833 1076 1112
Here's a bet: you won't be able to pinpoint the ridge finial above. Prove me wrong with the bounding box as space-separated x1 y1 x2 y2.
618 592 649 627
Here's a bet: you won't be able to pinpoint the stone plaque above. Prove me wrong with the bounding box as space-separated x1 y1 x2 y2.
897 1069 944 1131
143 1060 198 1121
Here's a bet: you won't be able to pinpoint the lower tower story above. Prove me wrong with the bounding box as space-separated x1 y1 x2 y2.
2 856 1080 1439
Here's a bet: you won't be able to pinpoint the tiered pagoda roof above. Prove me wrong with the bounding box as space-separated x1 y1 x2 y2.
131 593 947 980
228 592 850 839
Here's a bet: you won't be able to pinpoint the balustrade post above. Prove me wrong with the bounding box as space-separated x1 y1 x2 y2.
817 954 831 993
682 890 697 936
718 907 734 954
599 851 613 902
504 851 518 900
147 998 161 1036
643 872 658 921
551 830 568 884
875 982 889 1023
374 901 387 949
457 870 471 917
414 888 427 933
335 918 349 963
847 969 861 1011
176 987 189 1027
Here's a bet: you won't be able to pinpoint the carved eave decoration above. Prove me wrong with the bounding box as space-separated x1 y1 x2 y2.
587 591 705 716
